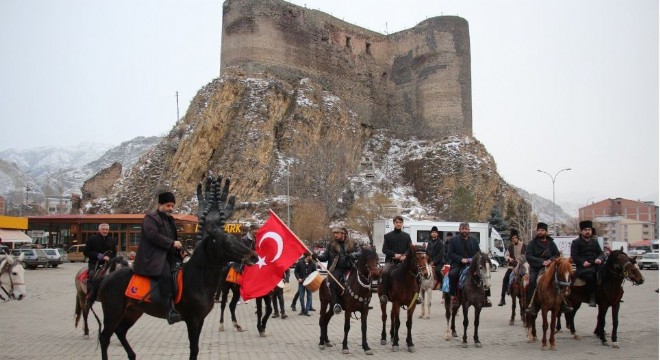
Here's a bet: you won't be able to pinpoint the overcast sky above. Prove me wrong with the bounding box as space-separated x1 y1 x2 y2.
1 0 657 207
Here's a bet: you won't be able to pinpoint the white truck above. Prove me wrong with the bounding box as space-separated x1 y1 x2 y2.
372 219 504 262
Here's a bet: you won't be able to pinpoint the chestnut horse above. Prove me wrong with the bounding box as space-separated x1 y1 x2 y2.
74 256 129 337
565 249 644 347
318 249 380 354
96 177 258 360
442 251 492 348
378 244 422 352
525 257 573 350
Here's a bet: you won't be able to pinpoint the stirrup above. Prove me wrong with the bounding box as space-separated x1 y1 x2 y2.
167 309 181 325
333 304 342 314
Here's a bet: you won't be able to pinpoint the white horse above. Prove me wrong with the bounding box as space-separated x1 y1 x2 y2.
0 252 27 301
418 256 435 319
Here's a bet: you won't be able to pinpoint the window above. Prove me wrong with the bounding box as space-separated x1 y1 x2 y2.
345 36 351 48
366 42 371 54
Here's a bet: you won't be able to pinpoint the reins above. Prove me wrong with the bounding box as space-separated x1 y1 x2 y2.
0 261 24 301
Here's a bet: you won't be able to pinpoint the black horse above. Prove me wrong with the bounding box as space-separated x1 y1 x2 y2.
318 249 380 354
97 177 258 360
565 249 644 347
443 251 492 348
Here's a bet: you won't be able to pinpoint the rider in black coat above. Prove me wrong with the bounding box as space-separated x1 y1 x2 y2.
316 227 360 314
379 216 412 304
571 220 606 307
446 222 491 309
83 223 116 304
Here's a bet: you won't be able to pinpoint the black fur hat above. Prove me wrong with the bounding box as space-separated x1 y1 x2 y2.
579 220 593 230
510 229 519 238
158 191 176 204
536 222 548 231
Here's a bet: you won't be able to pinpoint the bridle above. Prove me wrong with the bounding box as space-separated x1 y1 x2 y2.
609 253 643 285
552 261 572 295
345 258 376 310
0 260 25 301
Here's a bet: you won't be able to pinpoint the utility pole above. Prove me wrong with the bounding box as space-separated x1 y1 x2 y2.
537 168 571 235
175 91 180 121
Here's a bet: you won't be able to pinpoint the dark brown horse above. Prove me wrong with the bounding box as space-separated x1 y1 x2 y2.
508 261 529 326
442 251 492 348
318 249 380 354
378 244 422 352
565 249 644 347
97 177 258 360
525 257 573 350
74 256 129 337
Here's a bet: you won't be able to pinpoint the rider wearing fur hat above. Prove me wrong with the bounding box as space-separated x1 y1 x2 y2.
571 220 606 307
315 226 361 314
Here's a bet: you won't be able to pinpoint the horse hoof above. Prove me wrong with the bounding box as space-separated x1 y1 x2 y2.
219 324 225 332
424 315 430 320
550 345 557 351
602 341 610 347
408 346 415 353
555 329 562 333
542 345 547 351
452 332 458 338
342 349 350 354
573 334 581 340
418 315 424 319
325 341 334 347
259 332 266 337
319 345 325 350
391 346 399 352
475 342 482 348
380 339 387 345
509 320 514 326
612 342 620 349
461 343 468 348
364 349 374 355
83 334 89 340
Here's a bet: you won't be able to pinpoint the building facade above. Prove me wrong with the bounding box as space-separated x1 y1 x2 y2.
579 198 658 240
593 216 655 244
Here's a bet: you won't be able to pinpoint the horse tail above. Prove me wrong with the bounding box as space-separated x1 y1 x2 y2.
74 294 81 328
90 304 102 335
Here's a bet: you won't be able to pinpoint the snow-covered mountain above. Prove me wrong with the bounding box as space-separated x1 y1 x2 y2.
516 187 574 225
0 136 161 207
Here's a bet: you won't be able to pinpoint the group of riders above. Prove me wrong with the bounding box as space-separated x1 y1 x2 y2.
82 191 607 326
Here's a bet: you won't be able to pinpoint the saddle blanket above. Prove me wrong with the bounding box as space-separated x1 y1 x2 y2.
76 269 89 283
125 271 184 304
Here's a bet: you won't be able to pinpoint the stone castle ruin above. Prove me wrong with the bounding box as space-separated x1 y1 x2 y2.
221 0 472 138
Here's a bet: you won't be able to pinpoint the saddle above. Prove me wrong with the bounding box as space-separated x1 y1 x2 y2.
76 269 89 284
125 269 184 304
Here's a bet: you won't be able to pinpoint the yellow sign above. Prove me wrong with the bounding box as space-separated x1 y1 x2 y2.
0 215 28 230
224 223 242 234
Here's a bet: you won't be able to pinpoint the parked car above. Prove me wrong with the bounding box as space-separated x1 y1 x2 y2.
43 248 68 267
639 252 659 270
10 248 49 269
490 258 499 272
66 244 87 263
0 245 9 255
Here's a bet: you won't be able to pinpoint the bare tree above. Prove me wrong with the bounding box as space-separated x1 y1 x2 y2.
346 192 394 245
291 200 329 249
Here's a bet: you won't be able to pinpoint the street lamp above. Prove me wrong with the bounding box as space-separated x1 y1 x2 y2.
537 168 571 235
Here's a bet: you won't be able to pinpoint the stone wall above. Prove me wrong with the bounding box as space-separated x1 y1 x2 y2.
220 0 471 138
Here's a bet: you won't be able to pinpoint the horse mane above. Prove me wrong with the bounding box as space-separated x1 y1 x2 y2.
538 257 572 289
605 249 625 267
468 252 486 272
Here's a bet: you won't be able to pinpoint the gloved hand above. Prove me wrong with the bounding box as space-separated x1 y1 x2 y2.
311 253 319 261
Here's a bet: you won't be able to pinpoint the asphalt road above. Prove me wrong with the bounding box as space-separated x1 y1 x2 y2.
0 263 657 359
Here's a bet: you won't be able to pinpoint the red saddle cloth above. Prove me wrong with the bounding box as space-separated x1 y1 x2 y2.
125 270 184 304
76 269 89 284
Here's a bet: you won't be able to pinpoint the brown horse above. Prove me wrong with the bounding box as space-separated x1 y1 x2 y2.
565 249 644 347
97 177 258 360
442 251 492 348
318 249 380 354
378 244 422 352
74 256 129 337
525 257 573 350
508 261 530 326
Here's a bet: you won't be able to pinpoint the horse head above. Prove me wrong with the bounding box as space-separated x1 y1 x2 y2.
107 256 129 273
355 248 381 278
552 257 573 296
196 176 258 266
414 250 432 280
608 250 644 285
469 252 492 290
0 253 27 300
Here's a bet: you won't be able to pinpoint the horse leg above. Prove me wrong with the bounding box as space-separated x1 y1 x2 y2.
474 306 482 347
611 303 620 348
319 289 334 348
555 312 562 333
597 304 609 346
391 305 400 351
510 293 516 326
418 290 425 319
549 310 558 351
451 305 458 338
229 286 243 332
405 306 415 352
341 310 351 354
186 317 205 360
541 309 548 350
360 309 373 355
444 293 452 340
461 304 469 348
380 302 388 345
426 288 432 319
218 288 228 331
568 303 581 339
113 315 140 360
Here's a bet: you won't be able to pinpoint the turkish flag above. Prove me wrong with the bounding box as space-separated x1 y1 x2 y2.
239 210 307 300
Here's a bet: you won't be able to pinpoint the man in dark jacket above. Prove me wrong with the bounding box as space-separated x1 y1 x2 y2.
498 229 525 306
571 220 605 307
241 224 258 250
379 215 412 304
316 226 360 314
133 191 183 325
426 226 445 289
525 222 572 315
447 222 491 310
83 223 117 304
294 252 316 316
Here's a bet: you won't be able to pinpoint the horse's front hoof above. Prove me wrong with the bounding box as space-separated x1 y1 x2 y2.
452 331 458 338
342 349 350 354
424 315 430 320
364 349 374 355
319 344 325 350
219 324 225 332
542 345 547 351
612 342 620 349
407 346 415 353
509 320 514 326
391 345 399 352
325 341 334 347
555 328 562 333
550 345 556 351
259 332 266 337
380 339 387 345
602 341 610 347
83 334 89 340
418 315 424 319
475 342 482 348
461 343 468 348
573 334 581 340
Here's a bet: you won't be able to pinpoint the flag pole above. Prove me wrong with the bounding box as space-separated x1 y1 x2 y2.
268 209 344 291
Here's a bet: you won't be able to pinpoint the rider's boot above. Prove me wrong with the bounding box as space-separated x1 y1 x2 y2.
332 289 342 314
379 275 390 304
525 290 537 315
166 298 181 325
498 296 506 306
561 299 574 313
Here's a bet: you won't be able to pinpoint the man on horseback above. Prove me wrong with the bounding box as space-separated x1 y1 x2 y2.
447 222 492 310
498 229 525 306
426 226 445 291
570 220 605 307
379 216 412 304
316 226 361 314
83 223 117 306
525 222 572 315
133 191 184 325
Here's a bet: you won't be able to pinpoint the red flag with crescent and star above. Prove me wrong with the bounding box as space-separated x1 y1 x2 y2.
238 210 307 300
